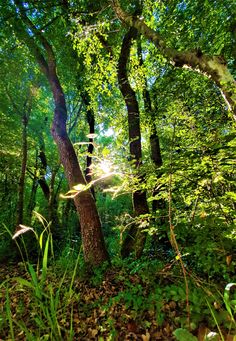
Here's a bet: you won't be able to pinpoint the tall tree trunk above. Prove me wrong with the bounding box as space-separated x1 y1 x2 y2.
142 70 172 250
48 167 61 240
137 39 171 252
38 134 62 237
112 0 236 118
118 27 149 258
143 89 163 212
17 111 29 225
51 109 108 264
27 150 39 222
15 5 109 265
82 92 95 198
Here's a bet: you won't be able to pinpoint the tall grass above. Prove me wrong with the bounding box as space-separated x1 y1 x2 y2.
1 212 82 340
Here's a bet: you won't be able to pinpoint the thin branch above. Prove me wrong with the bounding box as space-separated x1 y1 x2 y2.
15 0 56 74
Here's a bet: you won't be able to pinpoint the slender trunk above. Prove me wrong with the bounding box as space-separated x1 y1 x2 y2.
137 38 172 252
63 198 73 227
48 167 61 239
16 112 29 225
142 82 163 212
27 150 39 222
112 0 236 117
14 7 109 265
142 75 171 249
38 138 61 233
82 92 95 198
35 133 50 200
118 27 149 258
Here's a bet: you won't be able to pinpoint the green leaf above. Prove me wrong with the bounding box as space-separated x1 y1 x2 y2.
173 328 197 341
224 283 236 317
41 234 50 282
15 277 34 289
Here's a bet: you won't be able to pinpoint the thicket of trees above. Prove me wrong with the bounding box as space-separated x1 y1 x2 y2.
0 0 235 269
0 1 235 339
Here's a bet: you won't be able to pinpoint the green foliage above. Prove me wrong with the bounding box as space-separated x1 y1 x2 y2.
5 286 15 341
0 0 235 338
224 283 236 327
173 328 197 341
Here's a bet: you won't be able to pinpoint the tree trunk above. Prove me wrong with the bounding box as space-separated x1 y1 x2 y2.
27 150 39 222
16 112 28 225
48 167 63 242
142 72 171 250
112 0 236 118
118 27 149 258
82 92 96 198
49 65 108 266
142 80 163 212
15 7 109 265
137 37 172 252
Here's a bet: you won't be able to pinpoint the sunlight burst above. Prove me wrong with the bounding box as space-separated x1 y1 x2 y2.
99 160 112 175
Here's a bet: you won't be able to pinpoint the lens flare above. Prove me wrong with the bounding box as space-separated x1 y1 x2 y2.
99 160 112 174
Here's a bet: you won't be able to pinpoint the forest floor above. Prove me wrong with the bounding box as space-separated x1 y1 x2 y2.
0 261 235 341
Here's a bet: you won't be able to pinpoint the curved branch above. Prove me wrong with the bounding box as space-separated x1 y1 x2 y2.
112 0 236 117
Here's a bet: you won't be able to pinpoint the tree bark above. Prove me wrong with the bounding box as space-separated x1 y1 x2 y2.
143 89 163 212
112 0 236 118
27 150 39 222
82 92 96 198
15 4 109 265
118 27 149 258
16 111 29 225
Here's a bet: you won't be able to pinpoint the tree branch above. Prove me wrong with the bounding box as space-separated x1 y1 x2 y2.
111 0 236 117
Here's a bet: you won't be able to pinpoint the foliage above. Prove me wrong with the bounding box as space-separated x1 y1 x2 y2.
0 0 235 338
173 328 197 341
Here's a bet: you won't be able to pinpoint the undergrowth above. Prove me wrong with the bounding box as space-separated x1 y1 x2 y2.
0 214 235 340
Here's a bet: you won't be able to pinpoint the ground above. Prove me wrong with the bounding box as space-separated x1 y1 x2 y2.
0 261 235 340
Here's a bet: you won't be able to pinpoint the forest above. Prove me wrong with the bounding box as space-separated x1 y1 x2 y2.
0 0 235 340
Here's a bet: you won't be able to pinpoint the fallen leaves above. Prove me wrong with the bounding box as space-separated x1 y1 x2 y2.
0 263 235 341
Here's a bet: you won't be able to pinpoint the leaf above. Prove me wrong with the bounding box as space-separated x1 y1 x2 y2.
28 263 39 292
12 224 34 240
41 234 50 282
73 183 86 191
102 147 110 157
15 277 34 289
224 283 236 317
225 192 236 201
39 230 45 251
205 331 220 341
226 255 232 266
141 332 151 341
173 328 197 341
33 211 48 227
86 133 97 138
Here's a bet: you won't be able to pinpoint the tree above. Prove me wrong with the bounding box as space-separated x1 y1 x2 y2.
111 0 236 119
117 27 149 257
6 1 109 265
8 90 32 226
0 0 234 270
